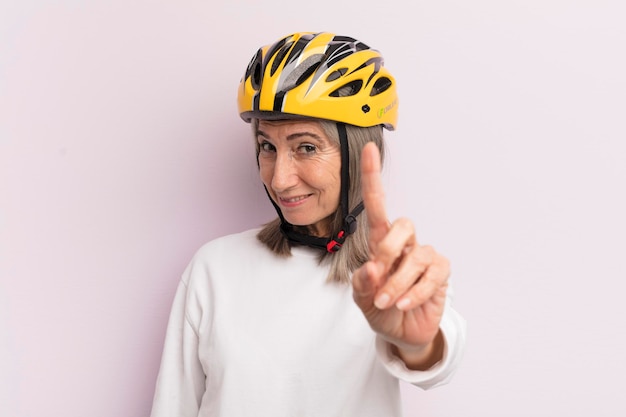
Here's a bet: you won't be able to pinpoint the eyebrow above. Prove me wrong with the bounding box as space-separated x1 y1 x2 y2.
256 129 324 142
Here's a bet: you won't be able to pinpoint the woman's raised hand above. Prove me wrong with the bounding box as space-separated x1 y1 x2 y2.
352 142 449 368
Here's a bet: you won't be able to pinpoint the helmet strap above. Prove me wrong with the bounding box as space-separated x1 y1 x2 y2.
325 123 364 252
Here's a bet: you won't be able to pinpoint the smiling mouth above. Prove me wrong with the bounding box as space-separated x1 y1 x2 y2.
279 194 311 204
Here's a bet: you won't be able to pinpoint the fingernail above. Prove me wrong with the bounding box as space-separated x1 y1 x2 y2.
374 293 390 309
396 298 411 310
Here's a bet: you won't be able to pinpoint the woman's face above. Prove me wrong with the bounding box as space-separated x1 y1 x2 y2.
257 119 341 237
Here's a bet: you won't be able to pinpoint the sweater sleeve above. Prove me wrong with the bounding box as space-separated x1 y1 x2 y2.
374 283 467 390
150 278 206 417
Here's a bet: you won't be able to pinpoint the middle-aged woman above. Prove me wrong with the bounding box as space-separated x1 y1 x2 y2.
150 32 467 417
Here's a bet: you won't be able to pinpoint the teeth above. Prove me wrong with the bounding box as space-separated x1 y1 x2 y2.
282 196 307 203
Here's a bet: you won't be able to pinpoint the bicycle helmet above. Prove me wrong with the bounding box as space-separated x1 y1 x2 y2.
238 32 398 130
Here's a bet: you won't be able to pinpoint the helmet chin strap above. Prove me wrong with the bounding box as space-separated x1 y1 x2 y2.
265 122 365 253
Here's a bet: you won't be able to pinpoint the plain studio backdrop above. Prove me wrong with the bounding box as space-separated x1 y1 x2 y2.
1 1 625 416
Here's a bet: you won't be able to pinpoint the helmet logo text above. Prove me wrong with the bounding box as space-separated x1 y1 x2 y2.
377 98 397 118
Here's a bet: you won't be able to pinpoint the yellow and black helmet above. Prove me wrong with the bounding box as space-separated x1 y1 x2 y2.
238 32 398 130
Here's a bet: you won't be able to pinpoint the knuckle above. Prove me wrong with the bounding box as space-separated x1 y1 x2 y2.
396 217 416 236
421 244 436 257
417 244 438 266
395 217 413 229
407 286 427 306
429 263 450 284
408 245 427 269
434 253 451 276
377 239 393 255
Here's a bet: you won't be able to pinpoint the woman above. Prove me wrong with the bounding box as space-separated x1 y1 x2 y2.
150 32 466 417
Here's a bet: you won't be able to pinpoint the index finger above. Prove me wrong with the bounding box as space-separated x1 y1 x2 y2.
361 142 389 252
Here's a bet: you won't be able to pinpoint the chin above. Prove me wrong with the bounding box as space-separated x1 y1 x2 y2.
285 216 332 237
284 217 312 227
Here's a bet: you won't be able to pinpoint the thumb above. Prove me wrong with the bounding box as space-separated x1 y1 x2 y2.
352 262 379 309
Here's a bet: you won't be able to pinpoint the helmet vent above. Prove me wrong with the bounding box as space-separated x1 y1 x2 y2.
329 80 363 97
370 77 392 96
252 63 262 90
247 49 263 90
325 68 348 82
270 42 294 76
280 54 324 92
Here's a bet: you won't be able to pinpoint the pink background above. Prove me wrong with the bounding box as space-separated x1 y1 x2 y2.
2 1 625 416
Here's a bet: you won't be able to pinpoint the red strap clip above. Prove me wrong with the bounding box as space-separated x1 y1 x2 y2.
326 240 341 252
326 230 346 253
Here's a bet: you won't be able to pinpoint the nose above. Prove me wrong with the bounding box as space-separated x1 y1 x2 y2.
270 150 298 193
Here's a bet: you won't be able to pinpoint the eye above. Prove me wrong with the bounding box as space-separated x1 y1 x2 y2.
298 144 317 154
259 141 276 153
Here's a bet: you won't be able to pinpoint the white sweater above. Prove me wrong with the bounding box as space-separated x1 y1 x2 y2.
150 228 466 417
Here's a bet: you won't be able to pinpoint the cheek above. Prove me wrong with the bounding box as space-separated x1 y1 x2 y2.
316 171 341 196
258 162 273 186
308 156 341 186
324 163 342 192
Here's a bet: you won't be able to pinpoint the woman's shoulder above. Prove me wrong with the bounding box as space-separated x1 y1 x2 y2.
193 227 265 260
180 227 267 284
